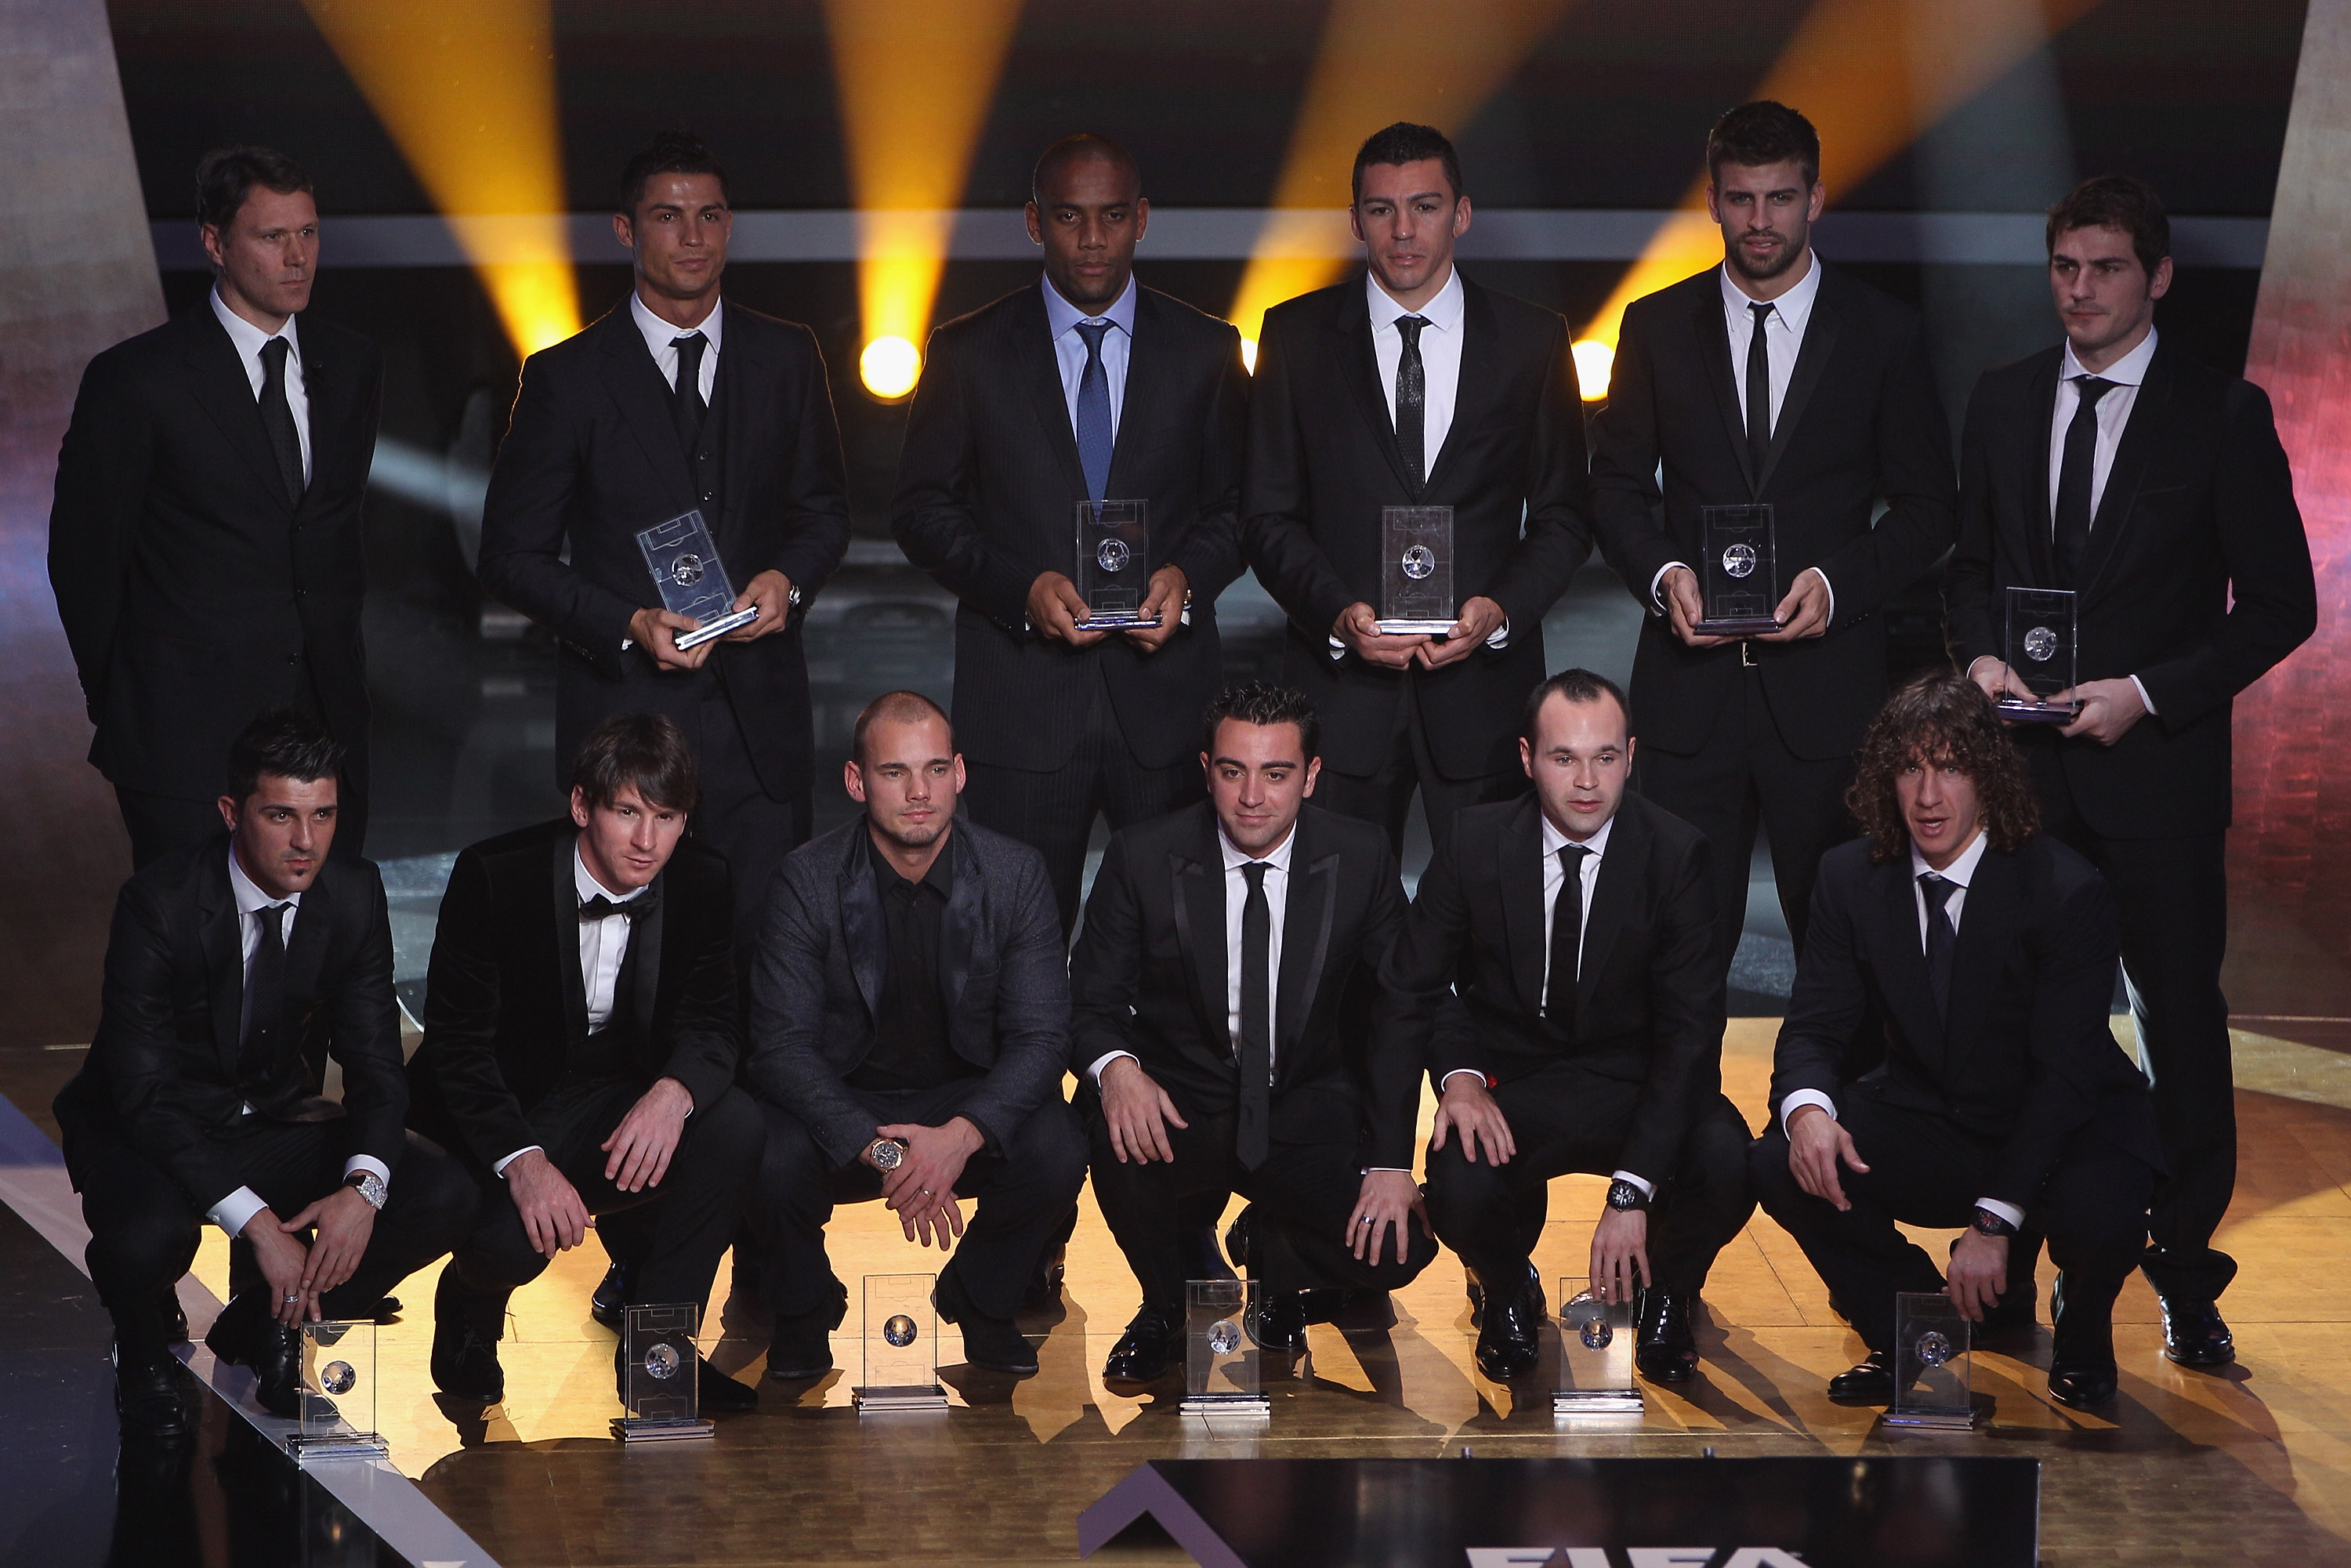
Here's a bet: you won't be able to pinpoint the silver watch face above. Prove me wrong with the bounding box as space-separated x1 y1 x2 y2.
871 1140 903 1171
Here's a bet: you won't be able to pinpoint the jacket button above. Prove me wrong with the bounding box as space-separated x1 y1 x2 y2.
701 492 714 502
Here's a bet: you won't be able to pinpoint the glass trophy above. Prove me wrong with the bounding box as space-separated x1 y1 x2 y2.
1999 586 2081 724
285 1320 388 1462
1376 505 1457 634
1885 1291 1980 1429
1181 1277 1270 1417
635 508 759 650
1694 503 1783 636
1552 1278 1643 1414
1074 500 1158 628
853 1274 947 1412
611 1302 714 1443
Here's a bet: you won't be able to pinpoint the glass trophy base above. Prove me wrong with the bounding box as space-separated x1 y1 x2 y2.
610 1414 715 1444
286 1429 389 1464
1180 1393 1270 1418
1373 618 1457 635
1080 611 1161 630
1883 1403 1982 1431
854 1383 949 1413
1996 697 2078 725
1552 1389 1643 1414
1694 616 1783 636
673 605 759 651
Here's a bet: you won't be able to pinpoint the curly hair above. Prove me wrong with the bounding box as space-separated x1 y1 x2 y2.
1846 675 2040 862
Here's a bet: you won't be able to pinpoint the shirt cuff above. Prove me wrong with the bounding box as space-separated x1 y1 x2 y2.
2130 675 2156 715
1484 617 1509 650
1087 1051 1138 1087
1438 1068 1487 1094
1648 562 1690 615
493 1146 545 1177
208 1186 270 1240
1610 1169 1654 1198
1365 1167 1411 1174
1803 566 1835 625
1780 1089 1838 1139
1965 654 2004 685
1975 1197 2027 1230
342 1154 390 1190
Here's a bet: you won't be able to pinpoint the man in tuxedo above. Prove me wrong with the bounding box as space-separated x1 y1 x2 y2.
54 711 474 1436
1947 176 2314 1365
50 148 384 867
746 693 1085 1381
1588 100 1955 981
892 133 1250 936
1384 671 1751 1385
406 715 764 1412
1070 682 1439 1382
1751 676 2162 1407
479 131 850 945
1243 121 1591 860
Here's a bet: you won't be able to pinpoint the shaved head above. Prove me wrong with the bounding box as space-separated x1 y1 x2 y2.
853 690 951 766
1032 134 1140 208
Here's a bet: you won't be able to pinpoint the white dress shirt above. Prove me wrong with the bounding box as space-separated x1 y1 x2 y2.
631 290 723 404
209 286 311 486
1777 827 2023 1228
2048 327 2157 538
207 848 389 1238
1045 273 1136 442
1369 266 1465 467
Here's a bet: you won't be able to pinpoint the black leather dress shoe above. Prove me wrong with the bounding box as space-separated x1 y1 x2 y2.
2159 1295 2235 1367
205 1295 304 1418
766 1309 837 1382
696 1357 759 1413
1474 1280 1545 1383
1634 1290 1699 1384
590 1263 633 1333
1102 1306 1179 1383
430 1315 505 1404
1468 1262 1543 1332
935 1273 1039 1375
1828 1349 1897 1404
2048 1269 2121 1407
114 1349 195 1439
1245 1288 1310 1360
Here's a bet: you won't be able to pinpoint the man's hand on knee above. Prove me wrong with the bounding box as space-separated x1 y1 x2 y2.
1347 1170 1423 1267
1099 1056 1186 1164
505 1150 590 1257
1786 1105 1868 1211
603 1077 694 1193
1429 1073 1515 1166
878 1118 983 1248
246 1215 313 1326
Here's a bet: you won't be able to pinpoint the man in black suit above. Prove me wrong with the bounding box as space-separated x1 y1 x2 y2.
1751 676 2162 1407
1070 682 1439 1382
1588 100 1955 980
54 711 474 1436
1947 176 2315 1365
1243 121 1591 860
892 134 1250 936
407 715 764 1412
50 148 384 867
1385 671 1753 1385
745 693 1085 1381
479 132 850 943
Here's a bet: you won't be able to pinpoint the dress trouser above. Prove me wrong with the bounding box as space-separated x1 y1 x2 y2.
690 675 812 953
1749 1087 2154 1353
1310 670 1527 867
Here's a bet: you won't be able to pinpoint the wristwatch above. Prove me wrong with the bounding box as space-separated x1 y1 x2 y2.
1605 1179 1650 1213
868 1137 906 1172
342 1171 387 1211
1971 1206 2018 1239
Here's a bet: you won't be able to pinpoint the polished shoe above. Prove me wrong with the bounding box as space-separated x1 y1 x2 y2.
114 1348 196 1439
1222 1206 1262 1278
1473 1277 1545 1383
2159 1294 2235 1367
431 1316 504 1404
936 1273 1039 1376
1634 1290 1699 1384
205 1294 305 1418
589 1262 634 1333
2046 1269 2122 1407
1102 1305 1179 1384
1467 1261 1544 1332
1244 1287 1310 1360
765 1308 838 1382
1828 1349 1897 1404
697 1357 759 1413
1183 1219 1237 1283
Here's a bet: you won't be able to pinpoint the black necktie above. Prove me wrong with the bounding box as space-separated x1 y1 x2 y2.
241 902 292 1078
1544 845 1590 1034
2052 375 2116 588
579 888 657 923
671 332 709 450
1394 315 1428 490
1919 873 1960 1019
1237 860 1273 1171
1744 300 1773 480
257 337 305 507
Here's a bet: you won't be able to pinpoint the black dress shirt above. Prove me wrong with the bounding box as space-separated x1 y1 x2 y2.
849 832 974 1092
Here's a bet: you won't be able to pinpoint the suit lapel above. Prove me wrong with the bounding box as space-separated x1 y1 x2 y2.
1873 858 1946 1065
1171 810 1228 1048
1105 290 1161 502
200 852 244 1075
631 871 665 1041
184 313 295 517
941 833 980 1012
1689 283 1758 498
1422 279 1501 497
835 830 889 1027
1335 288 1419 497
552 835 589 1040
292 327 334 517
1275 819 1339 1059
712 313 755 547
1941 846 2016 1077
2024 352 2062 587
283 867 330 1019
1755 276 1842 496
596 308 697 512
2078 343 2172 597
1576 805 1641 1014
1498 797 1549 1015
1016 288 1091 502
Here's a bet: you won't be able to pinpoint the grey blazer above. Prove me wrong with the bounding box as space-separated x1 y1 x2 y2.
746 815 1071 1165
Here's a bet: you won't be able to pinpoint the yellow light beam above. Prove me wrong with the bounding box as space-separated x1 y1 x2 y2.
300 0 580 359
825 0 1025 398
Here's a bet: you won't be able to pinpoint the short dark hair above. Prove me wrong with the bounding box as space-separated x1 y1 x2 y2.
1706 100 1821 189
1846 675 2040 863
1520 668 1630 748
226 708 344 804
569 712 699 814
196 147 313 235
852 691 952 766
1200 680 1320 762
1351 121 1465 206
2047 174 2171 277
618 131 729 217
1031 133 1141 208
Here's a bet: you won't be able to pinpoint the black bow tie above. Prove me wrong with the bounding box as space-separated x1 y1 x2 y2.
579 888 657 923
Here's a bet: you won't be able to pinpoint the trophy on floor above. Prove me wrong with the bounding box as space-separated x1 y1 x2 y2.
1552 1278 1643 1414
1074 500 1160 629
611 1302 715 1443
1181 1277 1270 1418
1694 503 1784 636
853 1273 948 1413
1376 505 1458 635
1884 1291 1982 1429
636 508 760 651
285 1319 389 1462
1998 586 2081 724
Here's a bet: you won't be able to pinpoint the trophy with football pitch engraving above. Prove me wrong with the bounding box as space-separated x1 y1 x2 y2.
285 1319 389 1462
1376 505 1457 634
1885 1291 1981 1429
1999 586 2081 724
1181 1277 1270 1418
1552 1277 1643 1414
1694 503 1784 636
612 1302 714 1443
636 508 759 650
1074 500 1159 628
854 1273 947 1413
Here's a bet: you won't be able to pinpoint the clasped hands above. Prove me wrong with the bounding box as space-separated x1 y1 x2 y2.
1030 565 1187 652
1331 597 1505 670
247 1184 378 1327
862 1117 982 1251
1659 563 1829 648
629 568 795 671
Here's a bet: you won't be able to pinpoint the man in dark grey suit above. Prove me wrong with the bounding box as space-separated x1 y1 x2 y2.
744 692 1085 1382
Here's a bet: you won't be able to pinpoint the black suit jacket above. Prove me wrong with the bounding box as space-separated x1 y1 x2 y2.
1069 802 1418 1168
1242 274 1592 780
55 838 406 1211
1382 792 1719 1184
1770 835 2162 1208
477 301 851 798
404 821 739 1171
891 282 1250 771
1946 340 2316 835
747 817 1070 1167
48 306 383 800
1589 265 1955 761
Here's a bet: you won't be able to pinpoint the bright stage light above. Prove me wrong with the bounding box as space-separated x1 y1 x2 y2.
1570 339 1614 402
860 335 922 400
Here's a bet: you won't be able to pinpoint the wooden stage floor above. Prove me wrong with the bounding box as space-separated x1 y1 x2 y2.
19 1018 2351 1566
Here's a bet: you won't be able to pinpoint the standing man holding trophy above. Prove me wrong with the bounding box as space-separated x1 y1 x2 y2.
1243 121 1590 863
1947 176 2314 1366
1588 100 1955 984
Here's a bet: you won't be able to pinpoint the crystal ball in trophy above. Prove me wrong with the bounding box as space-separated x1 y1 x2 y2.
1914 1330 1953 1368
2023 625 2058 662
643 1342 683 1380
1721 542 1757 579
1208 1319 1242 1356
669 552 705 587
1400 545 1436 581
1096 538 1131 573
1578 1316 1614 1352
320 1360 356 1396
883 1313 918 1349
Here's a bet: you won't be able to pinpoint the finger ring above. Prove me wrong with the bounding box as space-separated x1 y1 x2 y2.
282 1294 300 1303
919 1188 934 1197
1360 1215 1374 1226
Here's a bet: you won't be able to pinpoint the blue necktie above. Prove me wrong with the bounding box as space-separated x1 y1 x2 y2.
1074 319 1114 503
